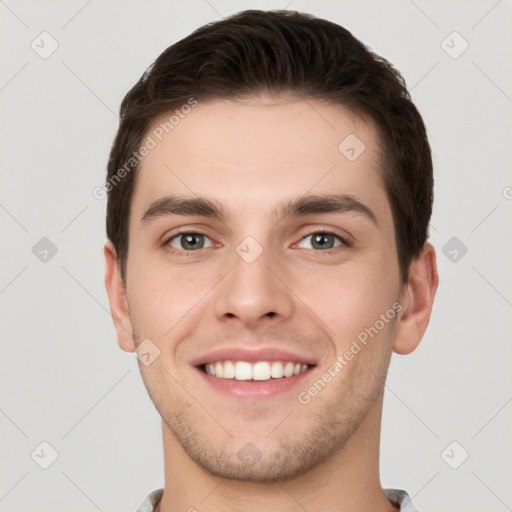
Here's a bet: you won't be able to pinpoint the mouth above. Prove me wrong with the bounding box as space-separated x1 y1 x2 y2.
191 347 318 399
201 360 310 381
194 359 316 400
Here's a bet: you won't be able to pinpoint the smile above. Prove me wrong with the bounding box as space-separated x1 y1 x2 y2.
203 360 310 381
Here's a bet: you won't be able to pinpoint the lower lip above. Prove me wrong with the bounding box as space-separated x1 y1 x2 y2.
195 367 313 399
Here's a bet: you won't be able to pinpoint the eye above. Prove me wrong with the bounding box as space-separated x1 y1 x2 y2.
167 232 213 251
297 232 345 250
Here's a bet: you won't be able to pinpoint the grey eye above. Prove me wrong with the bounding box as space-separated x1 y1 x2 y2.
169 233 212 251
298 233 343 250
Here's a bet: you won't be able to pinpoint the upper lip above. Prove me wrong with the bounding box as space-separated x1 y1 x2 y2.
190 346 319 367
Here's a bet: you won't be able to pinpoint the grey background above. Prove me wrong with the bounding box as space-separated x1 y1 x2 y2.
1 1 511 511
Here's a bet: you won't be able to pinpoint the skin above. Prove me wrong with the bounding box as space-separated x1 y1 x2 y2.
105 96 438 512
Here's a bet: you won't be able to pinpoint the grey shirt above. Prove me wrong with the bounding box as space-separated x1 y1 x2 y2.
136 488 419 511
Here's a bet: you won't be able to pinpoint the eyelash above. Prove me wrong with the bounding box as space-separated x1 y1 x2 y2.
163 230 213 255
297 229 350 251
163 229 350 255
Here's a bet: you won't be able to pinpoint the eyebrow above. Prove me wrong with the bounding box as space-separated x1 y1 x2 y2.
140 193 378 227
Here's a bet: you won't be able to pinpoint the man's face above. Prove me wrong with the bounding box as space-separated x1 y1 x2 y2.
122 96 405 481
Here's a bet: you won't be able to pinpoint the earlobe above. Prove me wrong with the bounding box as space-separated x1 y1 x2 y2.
104 241 135 352
393 243 439 355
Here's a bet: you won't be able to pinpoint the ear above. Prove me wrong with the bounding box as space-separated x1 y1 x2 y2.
393 243 439 355
104 241 135 352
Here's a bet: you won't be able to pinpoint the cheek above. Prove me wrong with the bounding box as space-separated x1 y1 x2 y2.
126 252 219 337
296 256 399 344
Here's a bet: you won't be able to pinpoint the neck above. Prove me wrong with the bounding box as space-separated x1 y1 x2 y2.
157 400 397 512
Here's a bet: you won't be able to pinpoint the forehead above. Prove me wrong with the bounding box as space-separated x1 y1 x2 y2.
130 96 391 228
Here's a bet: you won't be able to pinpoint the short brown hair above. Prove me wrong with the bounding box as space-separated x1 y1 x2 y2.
106 9 433 283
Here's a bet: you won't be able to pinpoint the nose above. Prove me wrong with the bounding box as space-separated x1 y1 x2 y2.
213 243 294 329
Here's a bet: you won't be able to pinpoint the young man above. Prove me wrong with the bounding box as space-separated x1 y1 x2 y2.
104 10 438 512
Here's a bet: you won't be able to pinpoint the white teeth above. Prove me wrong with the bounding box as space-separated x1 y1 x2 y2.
270 361 284 378
253 362 271 381
204 360 309 381
235 361 253 381
223 360 235 379
283 362 294 377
